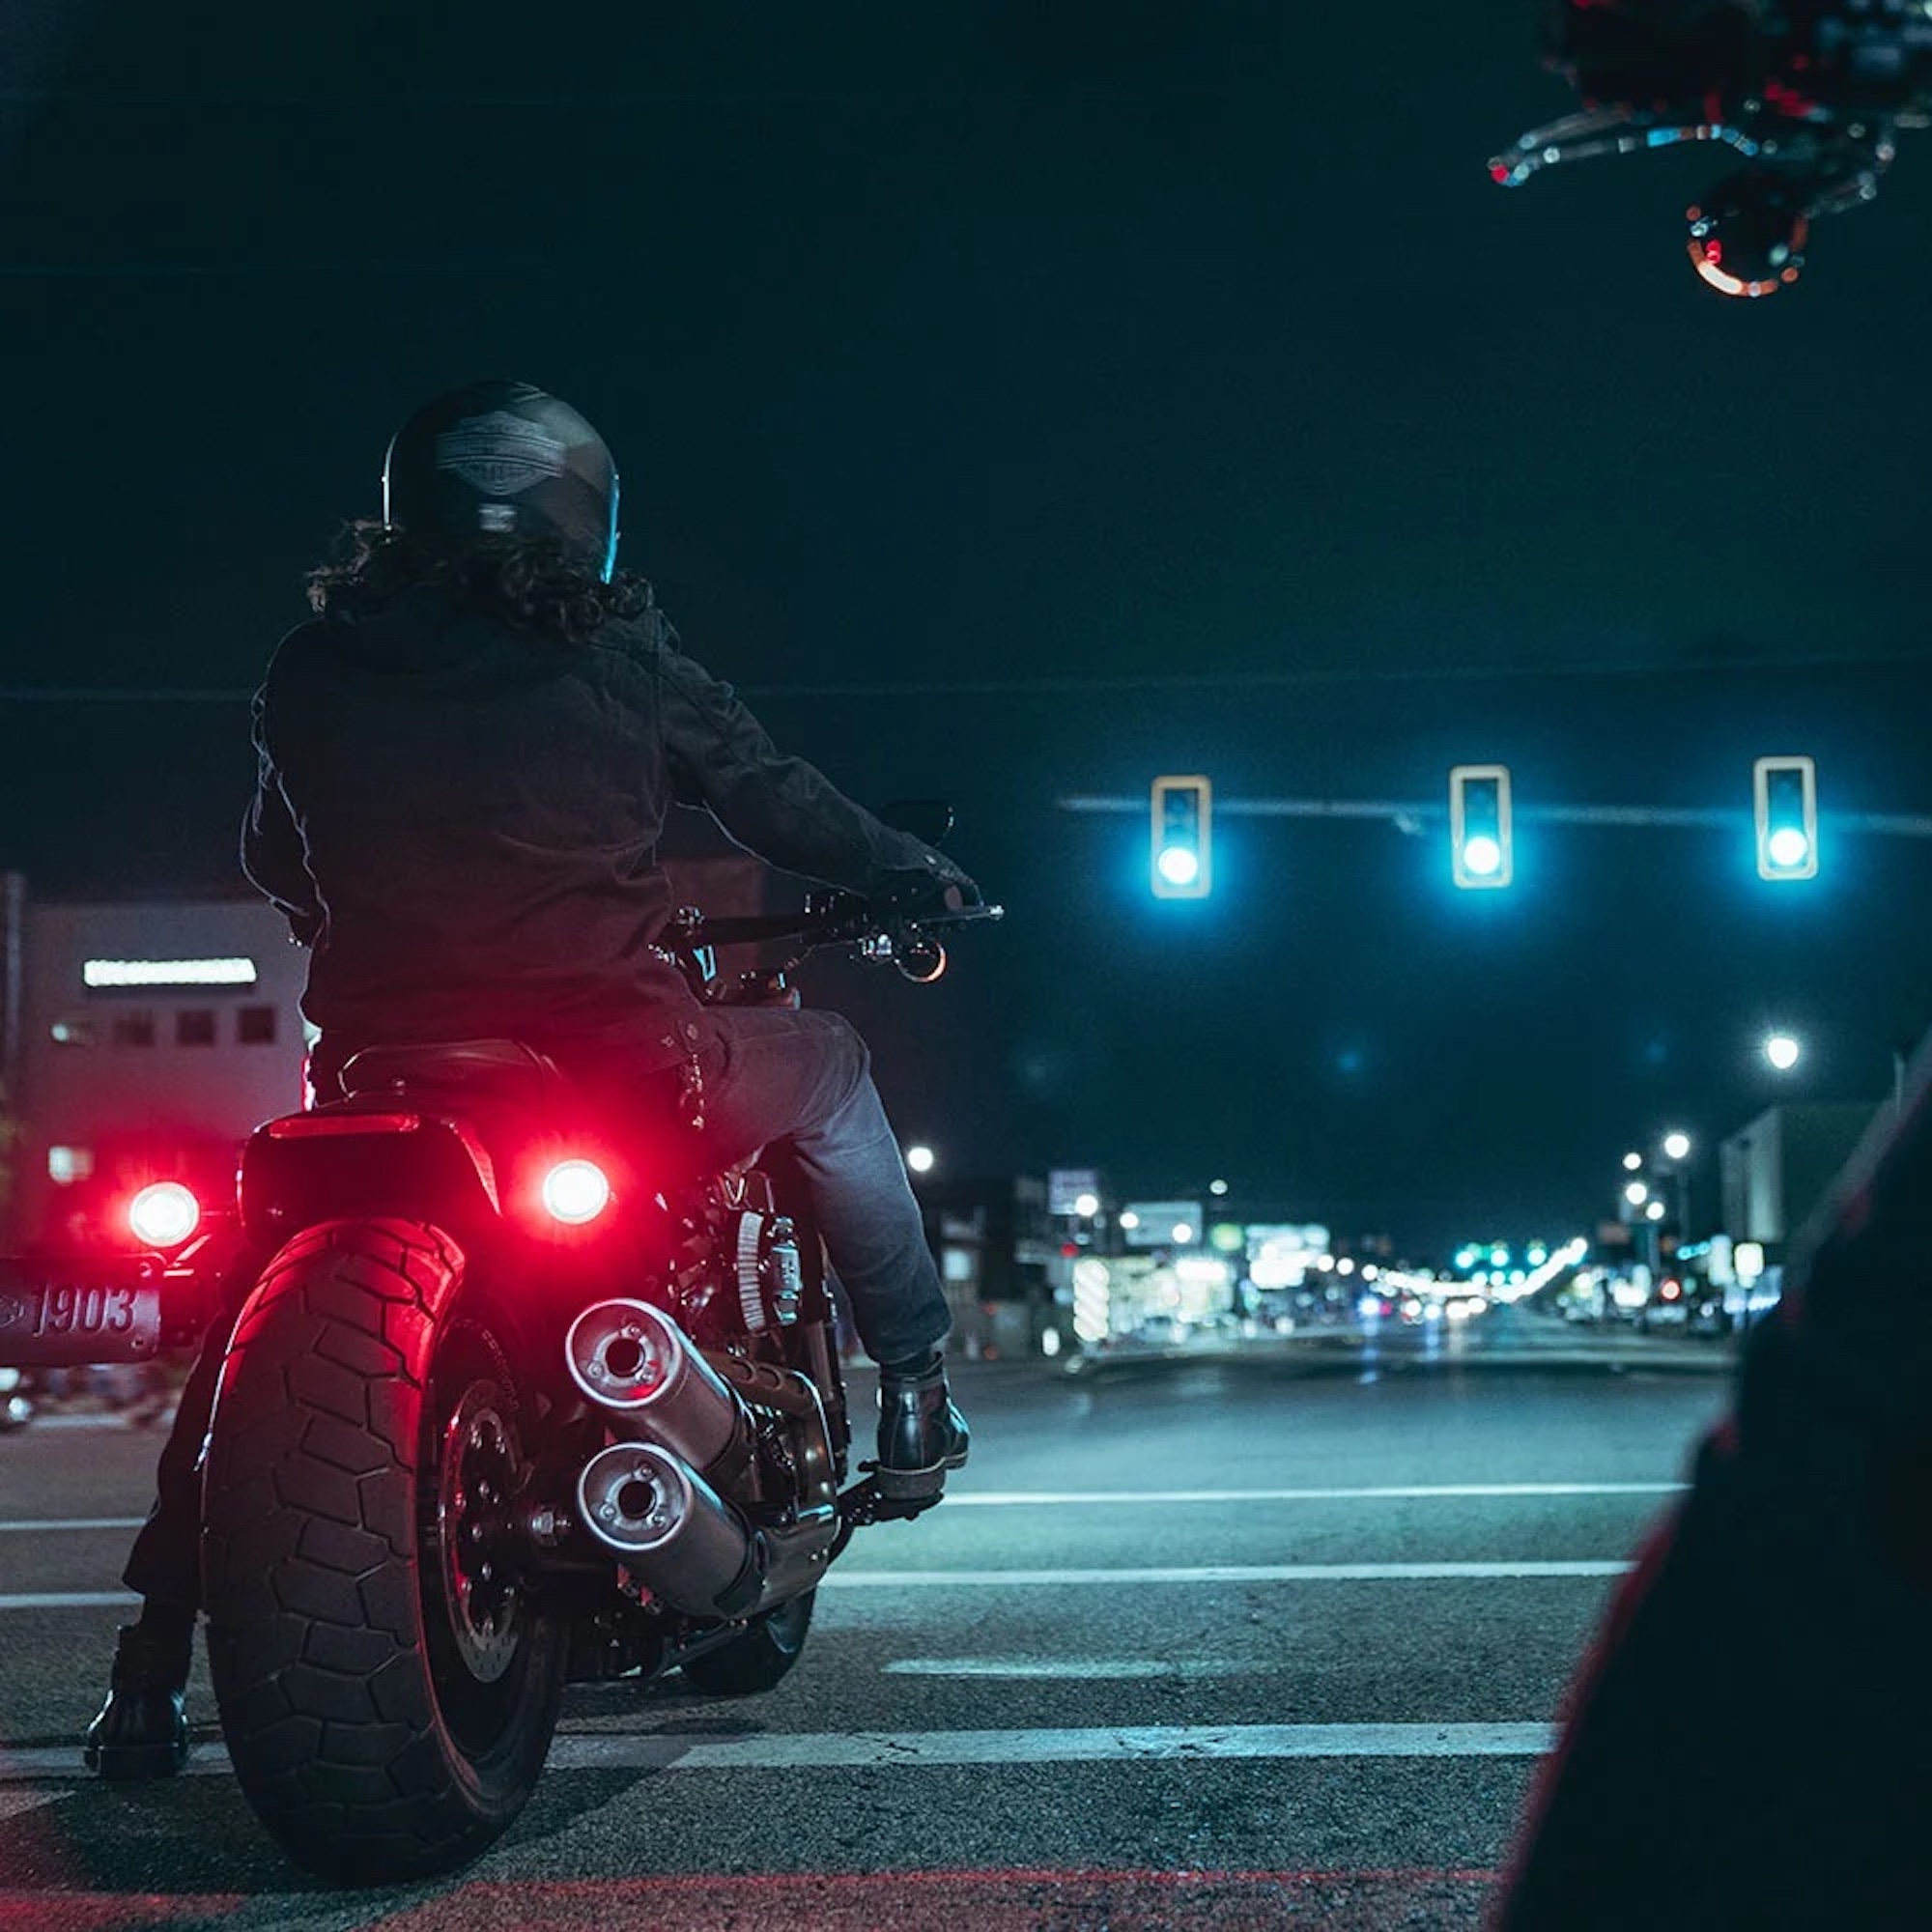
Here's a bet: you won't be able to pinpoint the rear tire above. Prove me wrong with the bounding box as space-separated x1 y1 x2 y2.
201 1218 565 1880
681 1590 815 1695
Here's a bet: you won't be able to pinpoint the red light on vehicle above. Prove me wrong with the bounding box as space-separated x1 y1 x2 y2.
268 1112 422 1138
128 1182 200 1248
1661 1279 1682 1300
541 1159 611 1225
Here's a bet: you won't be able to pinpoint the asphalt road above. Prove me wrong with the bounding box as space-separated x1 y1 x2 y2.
0 1309 1735 1929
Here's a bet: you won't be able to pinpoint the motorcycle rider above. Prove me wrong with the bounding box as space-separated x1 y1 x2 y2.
85 378 979 1777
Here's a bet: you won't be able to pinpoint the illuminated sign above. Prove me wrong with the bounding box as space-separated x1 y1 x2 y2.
83 958 259 988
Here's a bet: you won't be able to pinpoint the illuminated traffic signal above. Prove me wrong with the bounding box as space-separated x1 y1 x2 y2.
1449 764 1513 889
1753 754 1818 880
1151 775 1212 898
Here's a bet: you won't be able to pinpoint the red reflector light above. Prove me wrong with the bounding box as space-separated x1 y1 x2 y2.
128 1182 200 1247
541 1159 611 1225
269 1112 423 1138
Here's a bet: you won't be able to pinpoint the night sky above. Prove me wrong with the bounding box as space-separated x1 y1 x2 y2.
4 4 1930 1255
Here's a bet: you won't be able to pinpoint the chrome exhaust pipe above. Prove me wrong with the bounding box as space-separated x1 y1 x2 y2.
575 1438 838 1618
564 1297 749 1475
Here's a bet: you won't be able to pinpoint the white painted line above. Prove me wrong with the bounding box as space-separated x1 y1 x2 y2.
0 1592 136 1611
16 1413 147 1431
0 1518 146 1534
0 1488 1680 1536
0 1561 1633 1614
882 1658 1272 1680
0 1720 1555 1784
825 1561 1634 1587
944 1485 1685 1505
0 1788 66 1822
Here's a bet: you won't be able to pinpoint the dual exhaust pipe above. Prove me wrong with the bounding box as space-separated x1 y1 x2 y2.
564 1297 838 1619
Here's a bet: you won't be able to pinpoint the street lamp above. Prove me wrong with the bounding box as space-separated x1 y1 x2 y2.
1661 1130 1691 1163
1623 1180 1649 1208
1763 1032 1802 1072
1621 1151 1643 1173
905 1144 936 1175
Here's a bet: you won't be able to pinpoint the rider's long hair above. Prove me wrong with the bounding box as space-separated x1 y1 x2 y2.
305 523 657 646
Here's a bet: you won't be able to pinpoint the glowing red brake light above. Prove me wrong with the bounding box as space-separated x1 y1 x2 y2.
541 1159 611 1225
128 1182 201 1248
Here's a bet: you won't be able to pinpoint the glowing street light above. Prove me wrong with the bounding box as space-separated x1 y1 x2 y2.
1763 1033 1802 1072
905 1144 936 1174
1644 1200 1665 1222
1661 1130 1692 1162
1623 1180 1649 1208
1621 1151 1643 1172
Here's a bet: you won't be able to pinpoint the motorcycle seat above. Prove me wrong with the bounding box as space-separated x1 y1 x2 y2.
339 1037 569 1107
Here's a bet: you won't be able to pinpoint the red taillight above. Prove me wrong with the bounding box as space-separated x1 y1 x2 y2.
268 1112 422 1138
541 1159 611 1225
128 1182 200 1248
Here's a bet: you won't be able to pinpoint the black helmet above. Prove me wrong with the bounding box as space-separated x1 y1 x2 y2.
382 380 620 581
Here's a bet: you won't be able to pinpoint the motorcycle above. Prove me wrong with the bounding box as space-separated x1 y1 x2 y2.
0 861 997 1881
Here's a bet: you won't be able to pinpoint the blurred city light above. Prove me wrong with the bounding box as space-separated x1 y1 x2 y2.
906 1144 936 1174
1662 1130 1691 1161
1764 1033 1802 1071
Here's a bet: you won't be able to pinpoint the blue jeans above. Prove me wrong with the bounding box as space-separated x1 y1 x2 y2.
684 1007 952 1367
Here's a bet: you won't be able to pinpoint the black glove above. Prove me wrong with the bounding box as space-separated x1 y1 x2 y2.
869 849 984 921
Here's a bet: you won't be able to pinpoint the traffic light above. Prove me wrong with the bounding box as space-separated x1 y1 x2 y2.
1449 764 1513 889
1753 754 1818 880
1150 775 1212 898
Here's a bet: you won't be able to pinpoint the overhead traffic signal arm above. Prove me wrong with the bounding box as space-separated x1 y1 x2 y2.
1151 774 1212 898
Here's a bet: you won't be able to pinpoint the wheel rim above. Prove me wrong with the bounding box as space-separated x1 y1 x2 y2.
433 1378 526 1686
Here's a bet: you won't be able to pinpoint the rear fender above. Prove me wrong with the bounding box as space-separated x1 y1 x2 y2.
240 1109 501 1251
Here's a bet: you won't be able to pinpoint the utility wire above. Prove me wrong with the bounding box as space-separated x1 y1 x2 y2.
2 642 1928 705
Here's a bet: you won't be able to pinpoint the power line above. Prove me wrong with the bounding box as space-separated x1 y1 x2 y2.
2 641 1928 705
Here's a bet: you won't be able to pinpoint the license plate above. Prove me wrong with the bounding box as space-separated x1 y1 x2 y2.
0 1257 165 1366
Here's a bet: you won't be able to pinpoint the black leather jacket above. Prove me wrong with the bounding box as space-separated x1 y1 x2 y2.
242 586 971 1069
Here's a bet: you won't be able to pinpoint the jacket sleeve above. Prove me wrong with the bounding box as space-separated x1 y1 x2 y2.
654 632 979 904
240 686 324 945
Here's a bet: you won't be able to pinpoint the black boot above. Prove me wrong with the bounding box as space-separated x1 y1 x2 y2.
876 1351 970 1501
83 1620 191 1779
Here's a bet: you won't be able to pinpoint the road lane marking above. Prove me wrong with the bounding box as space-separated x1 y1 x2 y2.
825 1561 1634 1586
0 1486 1681 1536
882 1658 1272 1679
0 1518 147 1533
944 1484 1685 1504
0 1789 65 1822
0 1559 1633 1614
0 1592 134 1610
0 1720 1555 1784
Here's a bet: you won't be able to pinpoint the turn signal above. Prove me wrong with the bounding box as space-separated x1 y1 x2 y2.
128 1181 201 1248
541 1159 611 1225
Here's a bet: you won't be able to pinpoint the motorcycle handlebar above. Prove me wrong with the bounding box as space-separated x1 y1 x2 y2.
674 895 1004 952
